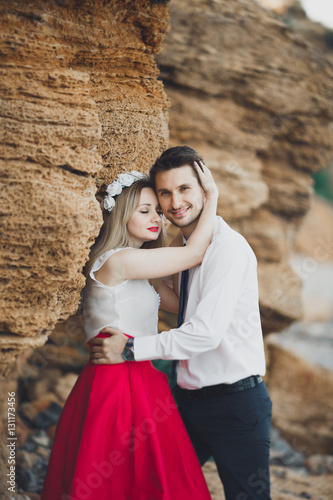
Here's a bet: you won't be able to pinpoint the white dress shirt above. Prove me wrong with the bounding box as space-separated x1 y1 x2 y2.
134 217 266 390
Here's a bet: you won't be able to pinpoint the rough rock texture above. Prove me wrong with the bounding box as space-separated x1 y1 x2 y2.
1 0 333 493
277 1 333 65
1 0 332 369
265 333 333 454
0 2 170 490
0 0 169 372
156 0 333 333
18 315 89 387
203 461 333 500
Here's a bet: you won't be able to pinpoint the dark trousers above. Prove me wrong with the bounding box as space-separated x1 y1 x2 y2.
174 381 272 500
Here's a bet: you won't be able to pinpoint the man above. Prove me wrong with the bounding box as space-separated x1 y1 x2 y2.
90 146 272 500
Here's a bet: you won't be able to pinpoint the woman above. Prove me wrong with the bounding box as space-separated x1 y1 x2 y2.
41 162 217 500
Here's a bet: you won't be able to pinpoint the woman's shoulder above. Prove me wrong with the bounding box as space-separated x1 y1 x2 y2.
90 247 140 287
90 247 131 279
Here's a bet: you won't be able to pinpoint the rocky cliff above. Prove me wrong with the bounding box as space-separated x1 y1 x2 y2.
1 0 333 497
156 0 333 333
0 0 169 374
155 0 333 458
2 0 332 373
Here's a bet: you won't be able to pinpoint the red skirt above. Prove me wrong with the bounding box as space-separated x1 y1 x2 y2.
41 339 211 500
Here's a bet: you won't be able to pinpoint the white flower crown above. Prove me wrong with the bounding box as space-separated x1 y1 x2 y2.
104 170 146 212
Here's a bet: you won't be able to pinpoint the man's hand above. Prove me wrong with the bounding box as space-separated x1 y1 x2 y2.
89 327 127 364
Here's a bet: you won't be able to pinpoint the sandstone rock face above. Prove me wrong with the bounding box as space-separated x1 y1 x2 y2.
1 0 332 366
156 0 333 333
265 331 333 454
0 0 169 373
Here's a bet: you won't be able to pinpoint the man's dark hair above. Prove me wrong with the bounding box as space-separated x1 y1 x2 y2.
149 145 204 187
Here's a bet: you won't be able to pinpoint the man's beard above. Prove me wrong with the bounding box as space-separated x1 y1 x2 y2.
166 206 203 229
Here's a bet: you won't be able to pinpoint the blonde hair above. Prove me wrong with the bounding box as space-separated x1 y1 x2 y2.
84 177 165 277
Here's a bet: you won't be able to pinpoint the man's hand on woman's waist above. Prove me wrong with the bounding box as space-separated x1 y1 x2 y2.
89 327 127 364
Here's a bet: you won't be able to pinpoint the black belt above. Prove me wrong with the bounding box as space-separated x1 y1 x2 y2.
175 375 263 401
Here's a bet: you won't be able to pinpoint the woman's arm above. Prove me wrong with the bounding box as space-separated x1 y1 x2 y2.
98 162 218 284
154 278 179 314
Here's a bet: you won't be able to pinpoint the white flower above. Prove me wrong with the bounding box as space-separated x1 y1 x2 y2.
106 180 122 196
104 195 116 212
118 173 136 187
104 170 145 213
130 170 145 180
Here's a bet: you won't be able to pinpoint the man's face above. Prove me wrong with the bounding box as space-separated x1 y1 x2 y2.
155 165 205 230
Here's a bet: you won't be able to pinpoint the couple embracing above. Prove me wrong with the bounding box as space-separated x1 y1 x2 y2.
41 146 272 500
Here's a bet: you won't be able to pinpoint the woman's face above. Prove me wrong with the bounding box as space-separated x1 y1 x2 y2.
127 188 163 248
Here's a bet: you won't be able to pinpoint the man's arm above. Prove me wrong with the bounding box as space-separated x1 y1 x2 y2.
90 235 257 364
134 237 255 361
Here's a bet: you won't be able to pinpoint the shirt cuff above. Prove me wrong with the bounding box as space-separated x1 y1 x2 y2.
134 335 159 361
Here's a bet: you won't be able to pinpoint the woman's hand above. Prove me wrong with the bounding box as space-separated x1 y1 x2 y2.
193 160 218 200
89 327 127 364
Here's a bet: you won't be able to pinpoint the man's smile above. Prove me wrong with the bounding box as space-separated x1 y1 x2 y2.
170 206 191 218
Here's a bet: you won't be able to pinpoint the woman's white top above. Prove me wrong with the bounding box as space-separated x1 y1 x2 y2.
83 248 160 342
